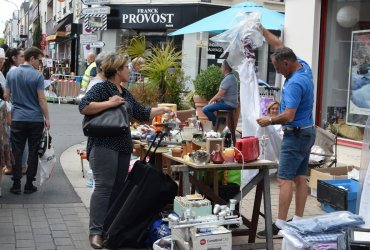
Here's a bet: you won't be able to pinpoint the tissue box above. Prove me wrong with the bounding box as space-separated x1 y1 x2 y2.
190 226 231 250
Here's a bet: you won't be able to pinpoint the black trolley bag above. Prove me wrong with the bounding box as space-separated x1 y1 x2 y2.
103 131 178 249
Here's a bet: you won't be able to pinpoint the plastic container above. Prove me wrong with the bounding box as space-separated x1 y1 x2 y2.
86 169 94 188
171 147 183 157
317 179 359 213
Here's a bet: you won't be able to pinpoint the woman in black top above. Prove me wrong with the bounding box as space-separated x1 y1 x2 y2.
79 53 174 249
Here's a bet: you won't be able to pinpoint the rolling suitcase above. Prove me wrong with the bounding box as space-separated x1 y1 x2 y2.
103 131 178 249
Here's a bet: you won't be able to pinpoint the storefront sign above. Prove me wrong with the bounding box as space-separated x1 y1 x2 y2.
347 29 370 127
107 4 228 30
122 8 175 28
208 40 224 58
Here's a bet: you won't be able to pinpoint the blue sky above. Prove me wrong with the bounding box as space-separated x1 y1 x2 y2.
0 0 24 39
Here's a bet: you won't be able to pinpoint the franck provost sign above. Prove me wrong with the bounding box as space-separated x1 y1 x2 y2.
122 8 175 28
107 4 228 31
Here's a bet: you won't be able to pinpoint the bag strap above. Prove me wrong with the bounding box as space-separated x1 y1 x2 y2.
144 131 167 162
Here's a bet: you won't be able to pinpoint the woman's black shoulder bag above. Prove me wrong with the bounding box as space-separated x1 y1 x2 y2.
82 84 129 137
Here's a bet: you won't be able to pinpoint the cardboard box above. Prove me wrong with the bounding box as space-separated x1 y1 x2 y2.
309 166 357 190
190 226 231 250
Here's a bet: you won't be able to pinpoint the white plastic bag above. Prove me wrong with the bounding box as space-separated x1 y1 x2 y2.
210 12 264 69
38 130 56 186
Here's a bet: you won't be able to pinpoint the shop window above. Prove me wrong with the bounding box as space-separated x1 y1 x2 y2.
321 0 370 141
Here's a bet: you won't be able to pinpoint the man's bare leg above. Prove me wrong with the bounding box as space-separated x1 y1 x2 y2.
294 175 308 217
277 178 294 221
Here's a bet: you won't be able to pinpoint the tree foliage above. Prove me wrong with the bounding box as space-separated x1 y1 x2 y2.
33 19 42 49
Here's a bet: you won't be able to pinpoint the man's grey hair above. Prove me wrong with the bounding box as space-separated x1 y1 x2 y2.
271 47 297 63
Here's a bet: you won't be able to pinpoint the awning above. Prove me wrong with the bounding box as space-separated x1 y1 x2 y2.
169 1 284 36
53 13 73 33
46 32 67 42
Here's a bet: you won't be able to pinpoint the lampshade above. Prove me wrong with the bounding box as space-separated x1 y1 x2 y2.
336 6 359 28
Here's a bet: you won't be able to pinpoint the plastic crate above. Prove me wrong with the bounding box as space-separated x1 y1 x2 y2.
317 179 359 213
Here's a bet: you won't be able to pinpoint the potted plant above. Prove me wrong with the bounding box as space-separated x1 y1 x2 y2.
141 42 195 122
193 65 223 120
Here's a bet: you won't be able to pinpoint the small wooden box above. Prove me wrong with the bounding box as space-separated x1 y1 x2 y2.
206 138 224 154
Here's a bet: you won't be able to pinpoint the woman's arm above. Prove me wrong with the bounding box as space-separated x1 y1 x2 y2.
149 107 175 120
80 95 124 115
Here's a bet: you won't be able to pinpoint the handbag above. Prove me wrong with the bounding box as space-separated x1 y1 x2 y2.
82 84 130 137
83 103 129 137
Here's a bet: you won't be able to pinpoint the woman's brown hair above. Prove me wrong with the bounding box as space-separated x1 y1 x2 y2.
100 53 128 79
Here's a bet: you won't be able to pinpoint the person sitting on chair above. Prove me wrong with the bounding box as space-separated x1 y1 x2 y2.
202 60 238 127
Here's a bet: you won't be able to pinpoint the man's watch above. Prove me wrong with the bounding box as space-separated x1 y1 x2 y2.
269 117 273 125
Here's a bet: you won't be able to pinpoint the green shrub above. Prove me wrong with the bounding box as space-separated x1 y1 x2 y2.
193 65 222 100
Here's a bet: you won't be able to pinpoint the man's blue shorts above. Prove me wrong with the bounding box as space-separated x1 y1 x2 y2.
278 126 316 180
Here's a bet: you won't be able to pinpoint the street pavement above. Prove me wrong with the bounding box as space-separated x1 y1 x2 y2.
0 103 363 249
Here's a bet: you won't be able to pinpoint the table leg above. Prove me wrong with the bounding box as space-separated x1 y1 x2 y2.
263 168 274 250
213 170 219 196
249 179 263 243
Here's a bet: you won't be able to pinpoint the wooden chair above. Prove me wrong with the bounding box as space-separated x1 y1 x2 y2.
214 103 241 146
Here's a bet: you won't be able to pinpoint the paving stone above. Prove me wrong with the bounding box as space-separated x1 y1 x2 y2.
45 213 63 219
11 208 28 215
0 216 13 223
64 220 82 227
54 237 73 246
16 239 35 248
31 221 49 229
0 228 15 236
16 232 34 240
2 204 23 209
50 224 67 231
0 209 12 216
13 219 31 226
47 218 64 225
24 204 44 208
62 215 80 221
51 230 70 238
15 225 32 233
28 209 45 217
35 242 56 250
72 240 91 249
60 208 77 216
67 226 86 234
30 216 48 222
0 235 15 243
0 222 14 228
34 234 53 243
70 233 88 241
57 246 76 250
32 228 51 235
0 243 15 250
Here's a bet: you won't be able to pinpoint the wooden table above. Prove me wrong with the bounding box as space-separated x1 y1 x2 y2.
162 153 277 250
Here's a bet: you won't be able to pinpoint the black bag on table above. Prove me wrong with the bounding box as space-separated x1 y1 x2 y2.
103 131 178 249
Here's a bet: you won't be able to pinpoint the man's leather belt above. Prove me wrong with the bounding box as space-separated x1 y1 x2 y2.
282 125 314 131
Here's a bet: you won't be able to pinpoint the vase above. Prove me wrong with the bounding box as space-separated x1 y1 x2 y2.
211 144 224 164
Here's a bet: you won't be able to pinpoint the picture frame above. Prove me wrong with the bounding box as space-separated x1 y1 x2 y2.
346 29 370 127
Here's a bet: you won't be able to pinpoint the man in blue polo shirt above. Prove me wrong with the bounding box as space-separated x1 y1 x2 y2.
256 26 316 238
5 47 50 195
